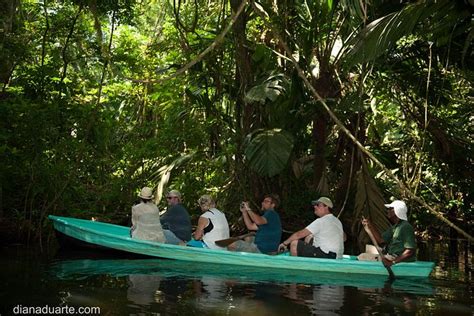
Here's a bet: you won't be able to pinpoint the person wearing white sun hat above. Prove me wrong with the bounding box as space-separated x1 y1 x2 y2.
130 187 166 243
360 200 416 266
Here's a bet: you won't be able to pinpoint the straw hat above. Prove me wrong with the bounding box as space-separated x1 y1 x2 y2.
139 187 154 199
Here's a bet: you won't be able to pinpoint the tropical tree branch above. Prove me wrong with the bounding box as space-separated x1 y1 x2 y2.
129 0 247 84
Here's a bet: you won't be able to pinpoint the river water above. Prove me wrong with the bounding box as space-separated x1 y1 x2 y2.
0 240 472 315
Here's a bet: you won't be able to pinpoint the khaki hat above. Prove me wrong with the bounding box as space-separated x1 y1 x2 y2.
385 200 408 221
139 187 154 199
311 197 334 208
167 190 182 199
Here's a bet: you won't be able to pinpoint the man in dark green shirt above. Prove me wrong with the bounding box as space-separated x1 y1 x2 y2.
361 200 416 267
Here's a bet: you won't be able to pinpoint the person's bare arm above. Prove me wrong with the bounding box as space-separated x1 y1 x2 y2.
383 248 415 267
362 218 385 245
279 228 311 252
241 208 258 231
247 209 267 226
193 216 209 240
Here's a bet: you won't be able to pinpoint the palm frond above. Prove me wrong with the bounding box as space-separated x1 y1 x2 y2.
150 153 195 203
341 0 462 69
352 155 391 245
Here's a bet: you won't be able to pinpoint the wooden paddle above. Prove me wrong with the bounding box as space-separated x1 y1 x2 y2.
362 217 395 280
214 232 255 247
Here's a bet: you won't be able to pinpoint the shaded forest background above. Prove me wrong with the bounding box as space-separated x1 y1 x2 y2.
0 0 472 250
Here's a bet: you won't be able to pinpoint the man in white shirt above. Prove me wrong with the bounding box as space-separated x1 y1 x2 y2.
278 197 344 259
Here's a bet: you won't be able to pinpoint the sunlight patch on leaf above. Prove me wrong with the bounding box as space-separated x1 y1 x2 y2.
244 73 288 104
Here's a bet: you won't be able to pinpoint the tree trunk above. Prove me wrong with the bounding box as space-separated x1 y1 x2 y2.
230 0 259 198
312 114 327 189
230 0 253 140
311 69 339 192
0 0 20 91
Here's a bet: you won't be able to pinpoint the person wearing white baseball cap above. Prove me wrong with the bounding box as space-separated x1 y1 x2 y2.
360 199 416 267
384 200 408 221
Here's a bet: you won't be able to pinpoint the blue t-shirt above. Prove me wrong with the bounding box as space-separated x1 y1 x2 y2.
254 209 282 253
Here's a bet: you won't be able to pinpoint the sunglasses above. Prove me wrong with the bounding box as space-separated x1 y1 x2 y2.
167 196 176 200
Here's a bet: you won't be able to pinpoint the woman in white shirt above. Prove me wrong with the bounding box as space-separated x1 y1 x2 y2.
191 195 230 249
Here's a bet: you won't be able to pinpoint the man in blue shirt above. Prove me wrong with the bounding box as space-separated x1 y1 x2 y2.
160 190 192 244
227 194 282 254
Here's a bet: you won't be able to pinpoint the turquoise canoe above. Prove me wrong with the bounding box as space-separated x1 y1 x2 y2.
48 215 435 278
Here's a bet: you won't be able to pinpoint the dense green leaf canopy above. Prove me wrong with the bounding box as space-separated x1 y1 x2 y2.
0 0 472 245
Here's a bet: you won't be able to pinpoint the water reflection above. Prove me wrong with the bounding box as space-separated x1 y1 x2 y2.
48 257 435 314
50 258 434 291
127 274 162 306
286 284 344 316
195 277 228 306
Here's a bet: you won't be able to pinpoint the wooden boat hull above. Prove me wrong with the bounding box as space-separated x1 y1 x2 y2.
48 215 435 278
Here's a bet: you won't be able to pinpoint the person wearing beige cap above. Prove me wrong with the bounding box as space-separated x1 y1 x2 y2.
360 200 416 266
130 187 166 243
278 197 344 259
160 189 192 244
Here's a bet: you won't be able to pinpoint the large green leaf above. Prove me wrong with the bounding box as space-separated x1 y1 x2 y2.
244 129 294 177
341 0 464 69
244 73 288 104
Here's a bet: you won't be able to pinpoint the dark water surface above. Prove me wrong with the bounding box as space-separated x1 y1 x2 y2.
0 241 472 316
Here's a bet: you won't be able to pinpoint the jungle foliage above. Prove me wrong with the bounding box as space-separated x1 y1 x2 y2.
0 0 472 248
